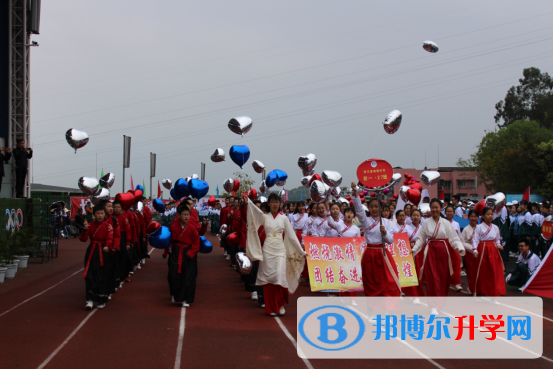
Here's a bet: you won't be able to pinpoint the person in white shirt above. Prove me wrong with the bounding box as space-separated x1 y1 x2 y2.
452 195 464 218
460 210 480 294
324 203 344 237
507 239 541 287
444 205 463 292
472 207 506 298
351 182 400 297
301 203 319 242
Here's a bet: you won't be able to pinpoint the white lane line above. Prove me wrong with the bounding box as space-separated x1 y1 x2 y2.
174 308 186 369
149 248 155 255
36 309 97 369
447 287 553 323
274 316 315 369
348 306 445 368
419 301 552 362
0 268 84 318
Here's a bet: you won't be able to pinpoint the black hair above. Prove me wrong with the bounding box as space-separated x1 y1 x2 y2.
330 203 340 210
366 198 378 207
453 195 460 201
395 209 405 218
309 202 318 211
519 239 530 247
445 204 455 212
267 193 281 204
481 207 494 217
430 198 442 207
260 203 270 213
404 203 412 210
468 210 479 218
294 201 305 214
113 200 122 207
344 207 355 217
520 199 529 206
253 200 261 206
92 204 104 214
16 138 24 144
411 209 422 217
381 204 390 211
177 204 191 214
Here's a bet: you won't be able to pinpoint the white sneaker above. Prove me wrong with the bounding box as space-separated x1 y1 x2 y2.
108 295 112 300
261 304 265 309
129 271 134 275
182 302 190 308
269 313 277 316
251 291 258 301
86 301 93 310
141 259 146 265
97 303 106 309
119 283 123 288
226 254 230 260
172 296 176 304
430 308 438 315
136 264 141 270
279 307 285 315
454 284 463 292
224 251 228 256
413 298 421 305
461 271 467 276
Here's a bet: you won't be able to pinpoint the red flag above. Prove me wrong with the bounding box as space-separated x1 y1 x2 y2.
522 247 553 298
131 175 134 191
439 188 444 201
157 180 162 198
522 187 530 202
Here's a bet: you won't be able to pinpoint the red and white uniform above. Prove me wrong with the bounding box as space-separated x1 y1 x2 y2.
471 223 506 296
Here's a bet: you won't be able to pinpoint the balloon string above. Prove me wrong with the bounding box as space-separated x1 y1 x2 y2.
366 129 383 159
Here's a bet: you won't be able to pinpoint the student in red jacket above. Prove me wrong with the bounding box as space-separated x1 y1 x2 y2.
80 204 114 310
135 205 148 263
168 204 200 307
113 200 132 284
101 201 121 298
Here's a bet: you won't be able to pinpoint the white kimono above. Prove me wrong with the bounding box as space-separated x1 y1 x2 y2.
449 219 462 239
413 217 465 256
406 223 423 245
245 201 305 293
472 223 500 251
302 216 318 239
324 217 343 237
327 216 361 237
353 196 394 245
291 213 308 231
461 224 477 252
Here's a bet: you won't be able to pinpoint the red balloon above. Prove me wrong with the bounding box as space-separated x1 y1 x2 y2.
406 189 421 206
370 192 376 198
207 195 216 207
393 194 399 198
233 179 240 192
226 232 240 245
147 221 161 235
248 188 258 201
133 189 143 202
345 196 352 200
409 183 423 193
115 192 135 211
475 199 486 215
308 174 322 187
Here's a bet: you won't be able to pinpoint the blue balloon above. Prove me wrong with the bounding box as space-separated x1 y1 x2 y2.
152 198 166 213
265 170 278 188
135 184 144 192
170 188 177 200
199 236 213 254
174 178 190 199
189 179 209 199
273 169 288 182
229 145 250 169
148 226 171 249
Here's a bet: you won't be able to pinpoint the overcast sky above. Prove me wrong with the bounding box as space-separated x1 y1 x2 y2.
29 0 553 196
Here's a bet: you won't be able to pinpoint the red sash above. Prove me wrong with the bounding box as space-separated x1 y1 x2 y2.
364 217 381 233
409 225 420 243
339 223 353 237
174 224 191 274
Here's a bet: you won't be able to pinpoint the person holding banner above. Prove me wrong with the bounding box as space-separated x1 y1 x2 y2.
404 209 424 300
301 203 319 242
242 193 306 317
461 210 480 294
324 203 344 237
472 207 506 299
351 183 400 297
412 199 465 313
327 206 361 238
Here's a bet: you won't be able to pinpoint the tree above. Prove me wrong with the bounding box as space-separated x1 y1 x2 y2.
535 141 553 198
495 67 553 129
232 172 255 195
457 120 553 193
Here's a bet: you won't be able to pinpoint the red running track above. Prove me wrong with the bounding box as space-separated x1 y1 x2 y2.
1 234 553 369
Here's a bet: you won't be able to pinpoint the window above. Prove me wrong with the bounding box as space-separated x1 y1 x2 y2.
457 180 466 188
440 180 451 188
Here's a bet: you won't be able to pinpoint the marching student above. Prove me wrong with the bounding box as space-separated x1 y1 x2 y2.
101 201 121 298
404 209 424 300
324 203 344 237
351 183 400 297
80 204 114 310
404 204 412 225
290 201 308 242
242 193 305 316
327 206 361 237
113 200 132 284
472 207 506 298
301 203 319 242
412 199 466 314
135 204 148 265
461 210 480 294
444 205 463 292
168 204 201 307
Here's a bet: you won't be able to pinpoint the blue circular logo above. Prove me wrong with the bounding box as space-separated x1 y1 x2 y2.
371 161 377 168
298 305 365 351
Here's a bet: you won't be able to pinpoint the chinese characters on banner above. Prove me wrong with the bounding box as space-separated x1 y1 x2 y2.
304 233 418 292
385 232 419 287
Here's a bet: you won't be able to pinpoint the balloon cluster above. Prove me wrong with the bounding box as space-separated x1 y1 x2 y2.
78 173 116 205
296 153 345 203
210 116 254 169
399 173 422 206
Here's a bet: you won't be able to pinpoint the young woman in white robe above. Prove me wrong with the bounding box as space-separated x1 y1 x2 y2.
324 203 345 237
301 203 319 242
472 207 506 297
460 210 479 294
244 193 306 316
412 199 465 312
445 205 463 292
350 183 400 297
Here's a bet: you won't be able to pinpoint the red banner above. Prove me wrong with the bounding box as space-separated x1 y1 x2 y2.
304 233 418 292
542 220 553 240
69 197 172 219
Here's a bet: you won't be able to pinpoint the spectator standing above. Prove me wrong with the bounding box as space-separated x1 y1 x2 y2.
0 145 11 194
12 138 32 198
